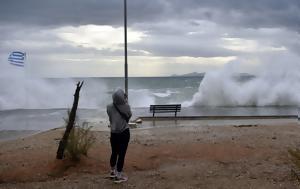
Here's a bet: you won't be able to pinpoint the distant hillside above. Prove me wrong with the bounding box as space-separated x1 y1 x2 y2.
171 72 205 77
171 72 255 78
235 73 256 77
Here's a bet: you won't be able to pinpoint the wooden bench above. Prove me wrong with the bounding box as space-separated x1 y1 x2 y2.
150 104 181 117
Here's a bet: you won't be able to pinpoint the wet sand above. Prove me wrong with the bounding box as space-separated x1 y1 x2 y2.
1 121 300 188
0 130 40 142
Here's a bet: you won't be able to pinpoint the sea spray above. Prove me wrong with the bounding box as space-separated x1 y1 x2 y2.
185 53 300 107
0 77 112 110
0 78 74 109
0 77 159 110
128 89 155 107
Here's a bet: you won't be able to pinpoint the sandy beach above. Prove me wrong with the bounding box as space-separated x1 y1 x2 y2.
1 120 300 189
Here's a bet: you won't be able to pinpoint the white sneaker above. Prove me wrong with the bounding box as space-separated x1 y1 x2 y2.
114 172 128 183
109 170 116 179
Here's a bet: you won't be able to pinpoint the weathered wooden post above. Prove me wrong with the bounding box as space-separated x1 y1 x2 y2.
56 81 84 159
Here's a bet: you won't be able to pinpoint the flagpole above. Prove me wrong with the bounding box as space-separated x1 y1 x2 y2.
124 0 128 96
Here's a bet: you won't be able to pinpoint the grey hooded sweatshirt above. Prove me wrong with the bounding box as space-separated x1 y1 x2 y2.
107 89 132 133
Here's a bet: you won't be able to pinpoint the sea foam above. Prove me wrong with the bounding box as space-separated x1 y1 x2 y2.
184 53 300 107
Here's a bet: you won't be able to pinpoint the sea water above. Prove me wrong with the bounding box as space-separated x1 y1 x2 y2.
0 76 298 130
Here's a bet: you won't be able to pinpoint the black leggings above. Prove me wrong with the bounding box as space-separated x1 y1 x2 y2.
110 129 130 172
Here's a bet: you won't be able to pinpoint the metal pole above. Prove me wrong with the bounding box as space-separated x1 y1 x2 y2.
124 0 128 96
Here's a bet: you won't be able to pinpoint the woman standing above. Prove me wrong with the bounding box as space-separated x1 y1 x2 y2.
106 89 131 183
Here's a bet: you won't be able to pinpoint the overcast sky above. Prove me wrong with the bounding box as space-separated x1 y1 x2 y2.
0 0 300 77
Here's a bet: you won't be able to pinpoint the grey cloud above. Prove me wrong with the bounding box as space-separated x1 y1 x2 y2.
130 20 239 57
131 40 236 58
169 0 300 31
225 27 300 56
130 26 300 58
0 0 165 27
1 0 300 59
0 0 122 26
0 0 299 32
0 24 146 58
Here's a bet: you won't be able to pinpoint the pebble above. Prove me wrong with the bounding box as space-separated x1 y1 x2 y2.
249 175 257 179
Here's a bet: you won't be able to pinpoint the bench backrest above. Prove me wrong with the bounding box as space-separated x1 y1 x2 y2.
150 104 181 113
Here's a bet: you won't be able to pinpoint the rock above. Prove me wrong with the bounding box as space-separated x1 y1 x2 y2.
234 125 257 128
23 146 30 150
249 175 257 179
129 123 137 128
135 118 143 124
235 173 241 177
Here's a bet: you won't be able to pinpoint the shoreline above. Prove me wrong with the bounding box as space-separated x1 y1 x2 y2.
0 106 298 130
0 117 298 142
0 130 40 142
0 116 298 142
139 115 298 120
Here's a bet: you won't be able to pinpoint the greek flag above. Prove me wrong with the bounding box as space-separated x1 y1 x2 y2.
8 51 26 67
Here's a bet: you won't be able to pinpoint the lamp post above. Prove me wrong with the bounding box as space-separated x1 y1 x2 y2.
124 0 128 96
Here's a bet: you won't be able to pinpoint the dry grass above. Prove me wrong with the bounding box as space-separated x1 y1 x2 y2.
65 121 96 161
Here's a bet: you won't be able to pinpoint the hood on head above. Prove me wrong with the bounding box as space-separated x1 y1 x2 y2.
112 88 126 105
